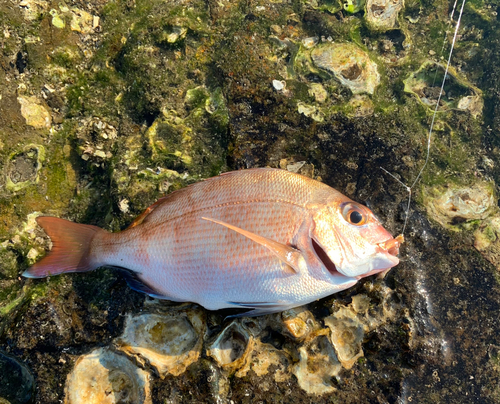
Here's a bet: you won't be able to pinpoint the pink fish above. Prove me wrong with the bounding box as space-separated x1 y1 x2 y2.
23 168 401 316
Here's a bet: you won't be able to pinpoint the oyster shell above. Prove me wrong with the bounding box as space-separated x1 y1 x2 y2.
324 307 365 369
292 333 341 395
365 0 404 32
64 348 151 404
6 144 46 192
207 321 254 373
346 94 374 117
311 43 380 94
0 350 34 404
424 182 497 229
404 61 483 117
114 308 205 378
17 96 51 129
236 340 291 382
280 307 320 341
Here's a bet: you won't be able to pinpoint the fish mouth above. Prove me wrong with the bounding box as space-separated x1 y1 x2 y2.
311 238 340 276
373 234 403 270
377 234 404 258
311 234 403 278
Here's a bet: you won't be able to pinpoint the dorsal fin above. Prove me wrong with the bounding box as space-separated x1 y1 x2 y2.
126 197 170 229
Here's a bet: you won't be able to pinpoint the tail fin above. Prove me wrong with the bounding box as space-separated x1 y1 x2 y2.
23 216 103 278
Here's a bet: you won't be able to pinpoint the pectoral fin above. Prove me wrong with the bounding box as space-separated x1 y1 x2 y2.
201 217 306 275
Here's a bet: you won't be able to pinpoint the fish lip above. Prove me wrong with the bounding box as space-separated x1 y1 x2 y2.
377 235 402 258
368 235 402 271
380 250 400 267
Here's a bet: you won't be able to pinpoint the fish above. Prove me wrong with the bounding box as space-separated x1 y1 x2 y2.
23 167 401 317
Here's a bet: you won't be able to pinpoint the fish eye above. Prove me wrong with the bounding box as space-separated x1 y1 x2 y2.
341 203 368 226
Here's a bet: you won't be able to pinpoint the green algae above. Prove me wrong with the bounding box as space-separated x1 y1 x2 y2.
344 0 365 14
304 0 343 14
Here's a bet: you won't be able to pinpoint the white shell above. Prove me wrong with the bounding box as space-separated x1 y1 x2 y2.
311 43 380 94
114 308 205 378
324 307 365 369
365 0 404 31
64 348 151 404
292 334 342 395
424 182 496 229
207 321 254 373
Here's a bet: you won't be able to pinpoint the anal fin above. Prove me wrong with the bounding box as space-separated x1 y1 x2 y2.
202 217 306 275
111 267 169 299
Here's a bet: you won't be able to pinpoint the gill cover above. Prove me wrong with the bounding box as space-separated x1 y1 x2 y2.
312 201 399 278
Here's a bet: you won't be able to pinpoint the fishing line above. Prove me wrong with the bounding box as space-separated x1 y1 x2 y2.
433 0 459 87
381 0 467 236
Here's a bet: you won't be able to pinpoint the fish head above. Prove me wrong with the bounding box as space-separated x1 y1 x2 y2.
310 194 401 278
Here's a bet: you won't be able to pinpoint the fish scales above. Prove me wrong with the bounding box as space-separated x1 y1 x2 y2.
95 170 328 307
24 168 401 316
139 168 331 225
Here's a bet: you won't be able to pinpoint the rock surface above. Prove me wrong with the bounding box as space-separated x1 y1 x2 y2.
1 0 500 403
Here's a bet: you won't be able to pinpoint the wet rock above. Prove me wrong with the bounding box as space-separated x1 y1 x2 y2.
2 0 500 402
115 308 204 378
474 216 500 270
64 347 151 404
311 43 380 94
0 351 34 404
